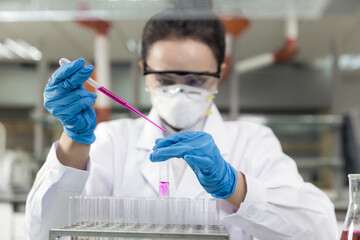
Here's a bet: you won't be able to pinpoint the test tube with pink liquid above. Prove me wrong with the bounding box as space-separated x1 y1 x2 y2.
159 161 169 198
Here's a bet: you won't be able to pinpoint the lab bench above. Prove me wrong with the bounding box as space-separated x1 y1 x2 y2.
0 190 28 240
49 224 229 240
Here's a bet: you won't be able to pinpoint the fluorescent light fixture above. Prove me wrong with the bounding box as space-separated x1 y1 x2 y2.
4 38 42 61
16 39 42 61
318 54 360 72
0 42 16 59
339 54 360 71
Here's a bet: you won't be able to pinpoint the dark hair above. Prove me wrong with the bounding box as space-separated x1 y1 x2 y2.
141 9 225 67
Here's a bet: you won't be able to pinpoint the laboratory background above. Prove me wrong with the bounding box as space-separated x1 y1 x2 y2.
0 0 360 239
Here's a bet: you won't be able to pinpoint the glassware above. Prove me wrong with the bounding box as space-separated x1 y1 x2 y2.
159 198 171 227
68 195 222 230
168 197 178 226
177 198 191 228
68 196 80 226
340 174 360 240
114 197 124 226
159 161 169 198
123 197 133 226
109 196 117 226
131 198 147 227
98 196 110 225
192 198 205 229
147 198 158 227
137 197 149 226
208 198 220 230
89 197 98 225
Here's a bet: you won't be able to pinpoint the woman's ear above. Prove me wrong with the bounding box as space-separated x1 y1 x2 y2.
139 61 145 72
140 61 151 91
219 62 228 82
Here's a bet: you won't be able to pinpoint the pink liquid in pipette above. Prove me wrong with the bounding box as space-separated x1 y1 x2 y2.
340 230 360 240
159 181 169 198
98 87 165 132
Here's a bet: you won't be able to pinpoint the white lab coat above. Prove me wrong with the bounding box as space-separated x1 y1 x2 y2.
24 105 338 240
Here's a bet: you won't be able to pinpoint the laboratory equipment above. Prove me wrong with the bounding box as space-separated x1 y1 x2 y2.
208 198 220 230
192 198 205 228
123 197 132 226
53 196 227 239
177 198 191 228
49 224 228 240
114 197 124 225
88 196 98 225
159 161 169 198
98 196 110 224
167 197 178 226
158 197 170 226
67 195 220 228
340 174 360 240
68 196 80 226
58 58 166 133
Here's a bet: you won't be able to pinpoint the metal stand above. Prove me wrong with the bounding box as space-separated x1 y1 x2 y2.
49 223 229 239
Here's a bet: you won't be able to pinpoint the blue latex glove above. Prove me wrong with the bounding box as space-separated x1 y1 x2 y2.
150 130 237 199
44 58 97 144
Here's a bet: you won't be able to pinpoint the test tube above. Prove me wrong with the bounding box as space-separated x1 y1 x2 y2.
158 198 171 228
83 196 93 225
69 196 80 226
114 197 124 226
192 198 205 229
123 197 133 226
159 161 169 198
98 197 110 226
109 196 117 226
147 198 157 227
168 197 178 226
87 197 98 225
137 197 148 226
131 198 144 228
78 195 86 226
177 198 191 228
208 198 220 230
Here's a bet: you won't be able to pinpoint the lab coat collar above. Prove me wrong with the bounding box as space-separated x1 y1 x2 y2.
138 104 229 198
202 104 229 156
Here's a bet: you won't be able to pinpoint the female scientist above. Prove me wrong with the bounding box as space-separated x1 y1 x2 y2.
25 9 337 240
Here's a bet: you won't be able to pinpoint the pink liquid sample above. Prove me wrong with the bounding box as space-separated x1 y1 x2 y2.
98 87 165 132
340 230 360 240
159 181 169 197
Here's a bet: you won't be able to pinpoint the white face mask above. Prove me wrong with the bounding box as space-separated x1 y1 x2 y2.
150 84 215 129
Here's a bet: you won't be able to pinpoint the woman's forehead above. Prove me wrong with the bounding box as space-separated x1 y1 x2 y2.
146 39 218 72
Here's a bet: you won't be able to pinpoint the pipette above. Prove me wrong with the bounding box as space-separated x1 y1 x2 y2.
59 58 166 133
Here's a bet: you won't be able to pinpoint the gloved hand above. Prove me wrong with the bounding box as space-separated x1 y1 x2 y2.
44 58 97 144
150 130 237 199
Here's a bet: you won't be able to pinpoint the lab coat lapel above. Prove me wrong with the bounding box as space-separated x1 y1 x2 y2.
176 104 229 198
137 109 165 195
203 104 229 157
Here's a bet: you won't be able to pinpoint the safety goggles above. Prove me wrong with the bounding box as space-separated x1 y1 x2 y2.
152 84 216 101
143 64 220 93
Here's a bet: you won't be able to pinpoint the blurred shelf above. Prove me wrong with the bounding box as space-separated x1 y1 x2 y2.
0 190 28 204
294 157 344 170
239 114 343 133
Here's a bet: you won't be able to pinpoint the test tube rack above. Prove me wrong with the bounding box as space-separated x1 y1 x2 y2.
49 223 229 239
